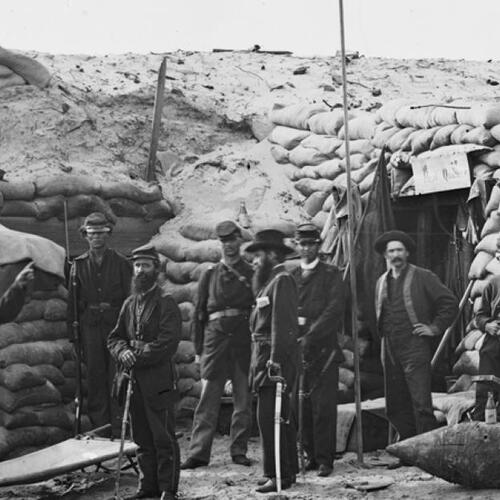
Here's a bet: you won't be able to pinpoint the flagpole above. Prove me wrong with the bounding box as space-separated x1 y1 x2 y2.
338 0 364 464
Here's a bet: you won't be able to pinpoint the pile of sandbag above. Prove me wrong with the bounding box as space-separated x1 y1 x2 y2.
0 175 174 223
0 287 89 460
267 100 500 229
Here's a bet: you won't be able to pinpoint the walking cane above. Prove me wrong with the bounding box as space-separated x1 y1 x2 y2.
113 370 133 500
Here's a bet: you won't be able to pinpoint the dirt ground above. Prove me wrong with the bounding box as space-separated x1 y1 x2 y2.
1 418 499 500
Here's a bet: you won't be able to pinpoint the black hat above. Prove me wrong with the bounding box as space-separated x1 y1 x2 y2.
295 223 321 243
215 220 241 241
374 230 416 254
246 229 295 254
80 212 113 235
130 244 160 263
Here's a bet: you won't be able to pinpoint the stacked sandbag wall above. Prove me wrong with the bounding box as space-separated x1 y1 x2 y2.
0 286 90 460
267 101 500 229
0 174 174 228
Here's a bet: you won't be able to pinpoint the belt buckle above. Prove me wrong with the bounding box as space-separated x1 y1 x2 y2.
298 317 306 326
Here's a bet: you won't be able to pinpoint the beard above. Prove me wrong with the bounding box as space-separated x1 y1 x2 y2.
252 255 273 294
131 272 157 294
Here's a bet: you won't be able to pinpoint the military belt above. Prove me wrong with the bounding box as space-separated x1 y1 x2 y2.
88 302 112 312
208 308 248 321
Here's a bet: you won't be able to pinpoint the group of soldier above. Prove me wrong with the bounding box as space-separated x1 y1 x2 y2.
0 210 462 500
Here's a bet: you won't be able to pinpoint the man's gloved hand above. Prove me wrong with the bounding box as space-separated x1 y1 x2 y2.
119 349 136 369
413 323 436 337
485 320 500 336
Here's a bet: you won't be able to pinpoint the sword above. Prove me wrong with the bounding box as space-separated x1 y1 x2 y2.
297 361 306 479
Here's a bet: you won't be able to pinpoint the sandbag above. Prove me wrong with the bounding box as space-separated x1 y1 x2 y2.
0 407 73 430
144 200 175 221
0 200 39 217
0 380 62 412
339 154 366 171
152 233 221 263
0 181 36 201
174 340 196 364
314 159 343 180
307 109 350 135
0 321 66 350
359 171 376 195
468 251 494 279
490 123 500 142
479 151 500 168
44 299 67 321
99 182 162 203
300 135 342 157
450 124 474 145
448 374 473 393
471 276 493 299
288 146 331 168
473 163 495 181
376 99 411 126
485 183 500 216
485 257 500 276
427 107 458 127
430 124 460 150
322 194 334 212
336 139 373 159
371 126 399 149
268 126 311 150
190 262 213 282
456 104 500 129
301 165 320 179
161 281 198 304
282 164 304 181
311 211 328 229
0 364 45 392
184 240 222 263
32 364 66 386
181 322 192 341
178 302 195 322
108 197 147 217
177 363 200 380
60 194 116 222
15 300 46 323
270 145 290 164
179 222 217 242
386 127 416 152
0 341 65 368
481 212 500 239
473 296 482 314
270 103 326 130
407 127 439 155
475 232 498 254
351 159 377 184
0 47 51 88
395 105 433 129
455 330 485 356
339 367 355 387
461 127 496 147
304 191 329 217
35 176 100 198
0 426 70 460
338 114 377 140
452 350 480 376
294 178 334 197
165 261 199 284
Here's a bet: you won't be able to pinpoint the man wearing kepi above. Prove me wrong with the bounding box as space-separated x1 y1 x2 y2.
290 223 345 477
248 229 299 493
374 230 457 441
108 245 181 500
67 212 132 433
182 220 254 469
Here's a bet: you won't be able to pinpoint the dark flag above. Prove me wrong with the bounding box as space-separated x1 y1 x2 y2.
354 147 395 342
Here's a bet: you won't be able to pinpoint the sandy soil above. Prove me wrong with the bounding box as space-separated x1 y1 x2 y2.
0 419 498 500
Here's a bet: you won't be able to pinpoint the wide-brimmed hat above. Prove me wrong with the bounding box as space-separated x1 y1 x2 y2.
374 230 416 254
80 212 114 235
295 223 321 244
130 244 160 263
246 229 295 254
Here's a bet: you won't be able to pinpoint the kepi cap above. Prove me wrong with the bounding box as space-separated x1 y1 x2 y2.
130 244 160 263
374 230 416 254
215 220 241 241
295 223 321 243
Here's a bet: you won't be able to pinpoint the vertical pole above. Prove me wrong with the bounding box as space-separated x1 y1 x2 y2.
146 56 167 182
338 0 364 464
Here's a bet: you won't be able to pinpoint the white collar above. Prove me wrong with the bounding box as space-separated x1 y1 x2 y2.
300 258 319 271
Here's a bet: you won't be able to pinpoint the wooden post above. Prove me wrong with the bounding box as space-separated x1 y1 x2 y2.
338 0 364 464
146 57 167 182
416 209 431 267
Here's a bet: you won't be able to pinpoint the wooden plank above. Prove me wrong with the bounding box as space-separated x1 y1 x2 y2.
0 217 164 257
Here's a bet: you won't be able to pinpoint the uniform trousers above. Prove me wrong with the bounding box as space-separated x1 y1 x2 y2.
382 332 438 440
188 361 252 462
302 362 338 467
130 381 180 495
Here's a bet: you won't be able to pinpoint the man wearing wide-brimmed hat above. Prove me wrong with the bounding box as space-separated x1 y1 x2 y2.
108 244 181 500
247 228 299 493
182 220 254 470
290 223 346 478
67 212 132 434
374 230 457 443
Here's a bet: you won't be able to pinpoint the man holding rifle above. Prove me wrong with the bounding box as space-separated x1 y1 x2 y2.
67 212 132 434
247 229 298 493
290 223 346 477
108 244 181 500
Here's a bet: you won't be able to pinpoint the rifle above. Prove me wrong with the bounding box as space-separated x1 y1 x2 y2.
64 201 83 435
